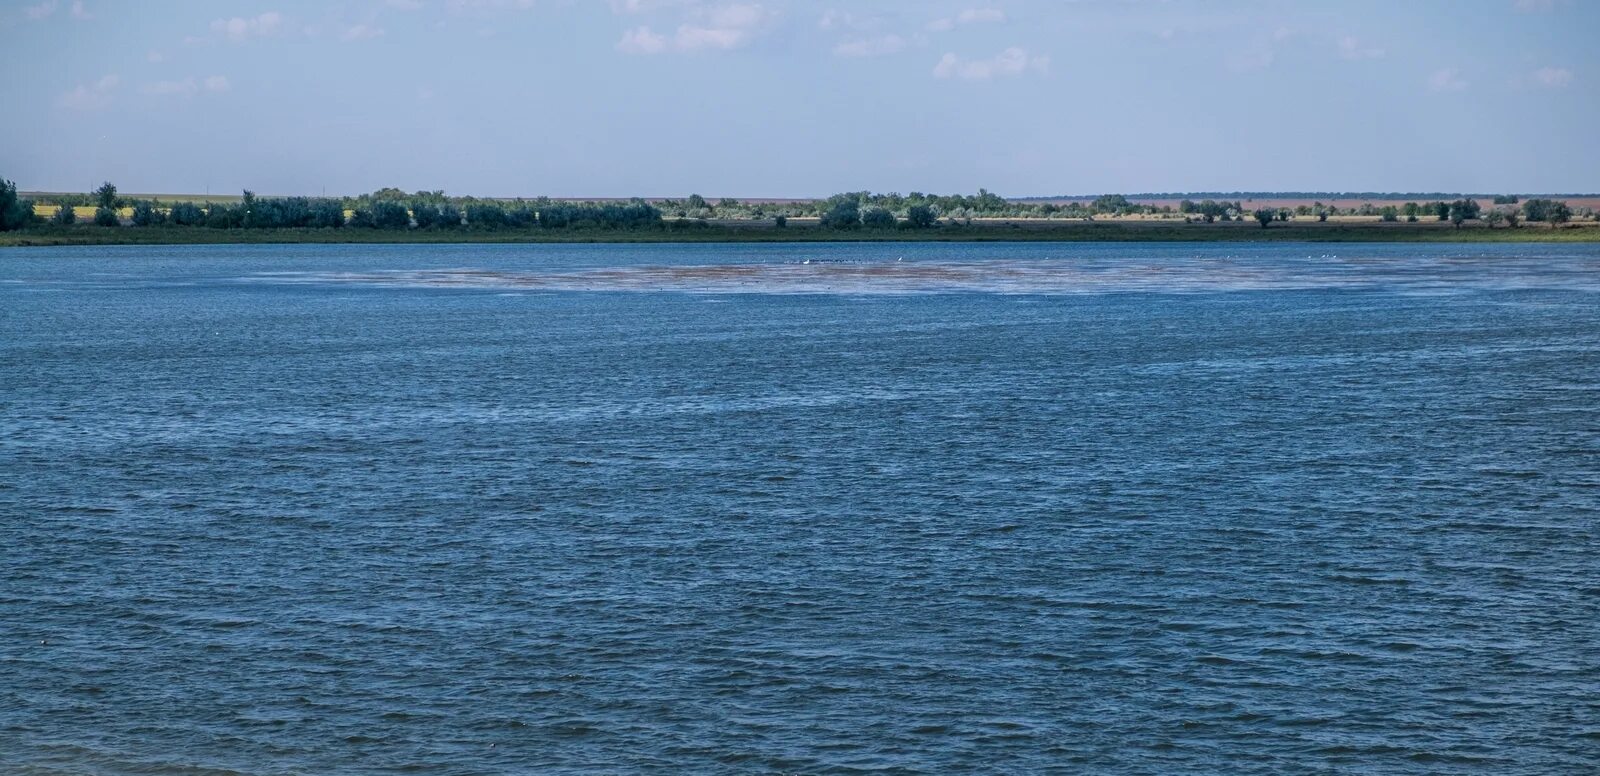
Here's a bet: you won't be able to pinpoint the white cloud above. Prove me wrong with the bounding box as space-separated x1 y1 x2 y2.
1337 36 1382 60
834 34 906 58
447 0 535 11
616 4 773 54
140 75 230 97
341 23 385 41
210 12 283 42
147 49 165 62
958 8 1004 24
57 73 119 110
933 47 1047 81
927 7 1004 32
819 9 878 30
24 0 56 20
610 0 691 13
1427 67 1468 92
616 25 668 53
386 0 423 8
1533 66 1572 88
69 0 90 19
674 24 745 50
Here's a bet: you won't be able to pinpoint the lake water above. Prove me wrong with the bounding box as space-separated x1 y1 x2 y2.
2 242 1598 774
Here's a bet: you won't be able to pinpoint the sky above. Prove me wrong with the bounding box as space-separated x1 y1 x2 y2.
2 0 1596 198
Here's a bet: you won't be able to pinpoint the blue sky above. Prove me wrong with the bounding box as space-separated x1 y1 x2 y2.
3 0 1596 197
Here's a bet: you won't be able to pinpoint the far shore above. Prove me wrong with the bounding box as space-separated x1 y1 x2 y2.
5 219 1599 248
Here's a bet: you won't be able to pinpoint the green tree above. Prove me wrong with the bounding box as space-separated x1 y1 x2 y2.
1091 194 1133 214
773 215 787 228
906 204 937 228
240 190 257 227
205 203 242 228
169 202 205 226
861 207 896 229
465 202 508 228
1380 206 1399 222
52 203 77 225
1253 208 1274 228
94 181 119 209
411 201 441 229
130 201 164 226
372 201 411 229
0 178 33 231
820 199 860 229
93 206 120 226
1521 198 1570 224
686 193 708 210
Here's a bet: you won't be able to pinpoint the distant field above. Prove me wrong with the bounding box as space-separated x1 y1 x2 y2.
1031 196 1600 212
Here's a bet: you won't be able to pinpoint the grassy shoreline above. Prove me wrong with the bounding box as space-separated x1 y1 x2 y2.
3 221 1598 247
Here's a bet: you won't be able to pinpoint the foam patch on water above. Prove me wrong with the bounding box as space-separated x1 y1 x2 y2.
247 254 1600 295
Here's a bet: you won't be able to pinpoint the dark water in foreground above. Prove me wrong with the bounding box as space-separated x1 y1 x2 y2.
2 242 1598 774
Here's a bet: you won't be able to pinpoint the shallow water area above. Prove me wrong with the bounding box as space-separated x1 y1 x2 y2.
2 241 1598 774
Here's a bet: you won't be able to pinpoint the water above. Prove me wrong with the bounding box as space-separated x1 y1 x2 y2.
3 242 1598 774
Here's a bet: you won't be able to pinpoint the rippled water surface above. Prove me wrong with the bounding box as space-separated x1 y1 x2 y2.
3 242 1598 774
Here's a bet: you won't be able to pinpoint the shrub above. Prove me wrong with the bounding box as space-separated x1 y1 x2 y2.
465 203 508 229
820 200 860 229
861 207 896 229
774 215 786 228
905 204 937 228
169 202 205 226
52 203 76 225
207 203 245 228
131 201 164 226
309 199 345 228
1521 198 1571 224
372 201 412 229
94 206 120 226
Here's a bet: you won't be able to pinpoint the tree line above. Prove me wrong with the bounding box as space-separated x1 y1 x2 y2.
1 178 1593 233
